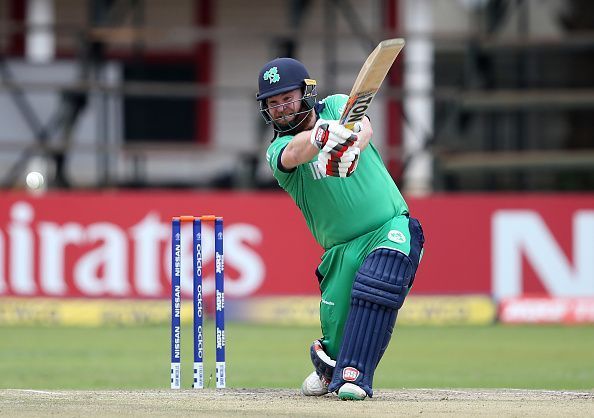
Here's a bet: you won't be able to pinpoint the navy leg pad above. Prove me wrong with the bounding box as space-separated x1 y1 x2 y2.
327 248 413 397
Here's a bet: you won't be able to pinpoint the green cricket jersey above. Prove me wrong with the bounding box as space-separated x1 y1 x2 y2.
266 94 409 250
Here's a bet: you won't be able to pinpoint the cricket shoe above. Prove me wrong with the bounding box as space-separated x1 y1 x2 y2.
301 371 330 396
337 383 367 401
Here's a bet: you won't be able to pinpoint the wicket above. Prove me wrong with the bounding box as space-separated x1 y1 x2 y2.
170 215 225 390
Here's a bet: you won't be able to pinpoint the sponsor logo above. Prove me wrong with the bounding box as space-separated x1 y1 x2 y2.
173 325 180 359
500 298 594 324
342 367 360 382
217 328 225 349
195 243 202 278
315 127 326 145
1 201 266 299
196 284 203 318
343 93 374 124
216 290 225 311
493 211 594 299
196 325 203 358
321 299 334 306
174 284 181 318
309 162 326 180
215 252 224 274
388 230 406 244
174 244 181 277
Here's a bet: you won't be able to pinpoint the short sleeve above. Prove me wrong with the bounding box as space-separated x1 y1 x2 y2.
265 135 295 185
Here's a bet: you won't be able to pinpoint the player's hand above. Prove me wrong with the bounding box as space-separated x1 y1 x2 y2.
326 122 363 158
310 119 358 154
318 146 360 178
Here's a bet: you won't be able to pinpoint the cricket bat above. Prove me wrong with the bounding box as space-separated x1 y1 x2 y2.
339 38 405 130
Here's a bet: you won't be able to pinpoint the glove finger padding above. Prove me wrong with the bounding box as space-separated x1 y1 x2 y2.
328 137 360 158
328 123 358 141
311 119 358 152
326 124 358 154
329 154 360 178
325 137 359 157
318 147 360 178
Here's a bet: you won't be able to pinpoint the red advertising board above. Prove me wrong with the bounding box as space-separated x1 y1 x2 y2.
409 194 594 299
1 192 593 300
0 191 322 299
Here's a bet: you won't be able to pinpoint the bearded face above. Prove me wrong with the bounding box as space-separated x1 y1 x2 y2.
262 88 315 135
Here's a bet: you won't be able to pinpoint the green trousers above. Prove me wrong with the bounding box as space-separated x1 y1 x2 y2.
317 215 423 358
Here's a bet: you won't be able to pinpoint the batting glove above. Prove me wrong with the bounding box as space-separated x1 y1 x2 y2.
310 340 336 384
318 146 360 178
310 119 358 154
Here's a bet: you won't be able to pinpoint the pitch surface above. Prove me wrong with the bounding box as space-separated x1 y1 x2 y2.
1 388 593 417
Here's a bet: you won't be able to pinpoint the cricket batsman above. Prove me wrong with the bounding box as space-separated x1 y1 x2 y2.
256 57 425 400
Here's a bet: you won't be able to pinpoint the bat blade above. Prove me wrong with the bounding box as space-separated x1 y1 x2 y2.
339 38 405 130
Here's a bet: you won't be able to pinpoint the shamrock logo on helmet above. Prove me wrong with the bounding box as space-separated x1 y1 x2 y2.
263 66 280 84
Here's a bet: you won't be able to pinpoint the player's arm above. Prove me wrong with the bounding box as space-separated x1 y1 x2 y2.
280 116 372 170
280 130 319 170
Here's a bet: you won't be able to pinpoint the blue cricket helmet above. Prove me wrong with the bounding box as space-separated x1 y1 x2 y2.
256 57 318 137
256 57 311 101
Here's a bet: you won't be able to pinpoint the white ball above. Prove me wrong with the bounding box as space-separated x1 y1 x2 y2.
26 171 45 190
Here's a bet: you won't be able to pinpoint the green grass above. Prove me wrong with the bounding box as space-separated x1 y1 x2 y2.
0 323 593 390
